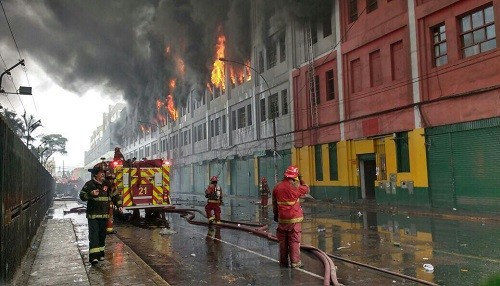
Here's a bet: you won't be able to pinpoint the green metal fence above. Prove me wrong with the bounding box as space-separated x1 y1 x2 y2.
0 116 55 284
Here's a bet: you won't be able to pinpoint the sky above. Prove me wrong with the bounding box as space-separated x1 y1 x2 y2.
0 0 331 171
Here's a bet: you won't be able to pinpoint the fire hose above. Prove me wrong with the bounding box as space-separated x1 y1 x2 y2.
163 207 341 286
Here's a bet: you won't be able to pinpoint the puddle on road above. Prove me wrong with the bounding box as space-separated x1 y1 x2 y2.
49 197 500 285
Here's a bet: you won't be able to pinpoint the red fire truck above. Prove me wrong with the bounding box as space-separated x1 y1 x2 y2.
111 158 172 210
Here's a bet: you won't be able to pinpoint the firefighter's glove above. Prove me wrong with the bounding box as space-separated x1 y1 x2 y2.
273 213 278 222
220 200 224 206
91 189 99 197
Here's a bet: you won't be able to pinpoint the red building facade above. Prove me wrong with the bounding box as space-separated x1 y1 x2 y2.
291 0 500 214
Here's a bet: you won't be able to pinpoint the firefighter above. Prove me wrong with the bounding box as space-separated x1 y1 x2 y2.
80 162 123 265
272 165 310 268
205 175 223 224
113 147 125 162
260 177 270 206
104 170 119 234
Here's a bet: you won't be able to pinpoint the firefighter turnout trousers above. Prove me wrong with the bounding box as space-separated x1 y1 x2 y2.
205 202 221 222
276 223 302 266
88 218 107 262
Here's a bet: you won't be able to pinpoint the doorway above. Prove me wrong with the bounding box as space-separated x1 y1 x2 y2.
359 156 376 200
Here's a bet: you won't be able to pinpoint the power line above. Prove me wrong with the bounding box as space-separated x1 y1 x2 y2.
0 0 38 116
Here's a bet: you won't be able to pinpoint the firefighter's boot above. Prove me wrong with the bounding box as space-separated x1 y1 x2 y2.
208 216 215 224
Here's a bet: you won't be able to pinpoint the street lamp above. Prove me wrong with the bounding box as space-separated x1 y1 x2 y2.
219 57 278 184
0 59 32 95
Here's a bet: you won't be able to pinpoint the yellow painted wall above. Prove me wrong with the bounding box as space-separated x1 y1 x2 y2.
382 129 428 188
292 128 429 189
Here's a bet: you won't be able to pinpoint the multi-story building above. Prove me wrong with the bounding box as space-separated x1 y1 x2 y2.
84 103 125 168
121 0 500 215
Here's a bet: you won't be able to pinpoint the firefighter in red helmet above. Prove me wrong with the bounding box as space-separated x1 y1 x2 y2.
260 177 270 206
80 162 123 265
272 165 310 268
205 175 223 224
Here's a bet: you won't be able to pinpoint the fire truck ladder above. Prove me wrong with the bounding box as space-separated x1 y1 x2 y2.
306 20 319 128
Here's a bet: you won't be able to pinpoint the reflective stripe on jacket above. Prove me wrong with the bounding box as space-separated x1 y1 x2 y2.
272 178 309 224
80 178 122 219
205 184 222 203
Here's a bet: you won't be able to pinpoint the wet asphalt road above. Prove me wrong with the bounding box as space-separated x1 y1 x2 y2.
63 195 500 285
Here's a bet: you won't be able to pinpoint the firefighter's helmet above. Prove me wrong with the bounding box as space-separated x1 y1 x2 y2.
88 162 108 175
210 176 218 182
284 165 299 179
105 170 115 180
261 177 267 183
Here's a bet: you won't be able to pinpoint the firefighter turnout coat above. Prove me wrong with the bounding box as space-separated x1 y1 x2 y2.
80 178 122 219
272 178 309 224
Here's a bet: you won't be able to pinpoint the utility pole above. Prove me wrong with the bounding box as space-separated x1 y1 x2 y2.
219 57 278 184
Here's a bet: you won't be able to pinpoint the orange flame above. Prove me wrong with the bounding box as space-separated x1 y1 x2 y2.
228 61 252 86
245 60 252 81
157 114 167 126
176 57 185 76
166 94 178 121
165 46 171 55
170 79 176 89
210 34 226 91
230 67 236 85
206 82 213 95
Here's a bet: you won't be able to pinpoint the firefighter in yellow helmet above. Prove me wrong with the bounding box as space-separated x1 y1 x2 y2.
80 162 123 265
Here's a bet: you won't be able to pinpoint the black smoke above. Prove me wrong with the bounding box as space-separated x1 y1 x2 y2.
0 0 331 146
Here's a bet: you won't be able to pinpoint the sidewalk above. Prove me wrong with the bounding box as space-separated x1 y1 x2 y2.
15 203 169 286
27 219 89 285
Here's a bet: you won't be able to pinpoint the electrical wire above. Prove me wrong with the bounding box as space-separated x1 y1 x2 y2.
0 0 39 116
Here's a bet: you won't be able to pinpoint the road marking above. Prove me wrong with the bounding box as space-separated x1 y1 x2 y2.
175 223 323 280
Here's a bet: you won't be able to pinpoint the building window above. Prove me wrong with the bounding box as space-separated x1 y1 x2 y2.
390 40 404 80
279 32 286 63
326 70 335 100
460 5 496 58
349 0 358 23
323 15 332 38
328 142 338 180
311 22 318 44
258 51 264 73
315 144 324 181
210 119 214 137
184 131 189 146
222 115 227 134
266 39 277 69
215 117 220 136
203 123 207 139
260 98 266 121
367 0 378 13
269 93 279 119
238 107 246 129
351 58 362 92
247 104 252 126
369 49 382 87
396 132 410 172
231 110 237 130
432 23 448 66
281 89 289 115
